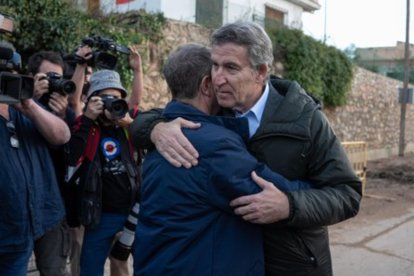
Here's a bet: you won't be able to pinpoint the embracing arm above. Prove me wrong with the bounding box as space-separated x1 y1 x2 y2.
206 133 311 217
130 109 200 168
129 108 164 149
228 162 313 224
230 111 361 226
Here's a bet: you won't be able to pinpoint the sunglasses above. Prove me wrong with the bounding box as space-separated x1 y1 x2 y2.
6 120 19 148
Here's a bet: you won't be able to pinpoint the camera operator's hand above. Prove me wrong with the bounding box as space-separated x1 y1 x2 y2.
129 45 142 72
75 45 93 63
48 92 68 119
84 96 103 121
109 112 133 128
128 45 144 110
34 73 49 99
14 98 36 113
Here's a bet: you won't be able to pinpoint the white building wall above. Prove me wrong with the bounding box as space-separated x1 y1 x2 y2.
99 0 160 14
264 0 304 29
99 0 193 19
98 0 304 29
160 0 196 23
224 0 303 28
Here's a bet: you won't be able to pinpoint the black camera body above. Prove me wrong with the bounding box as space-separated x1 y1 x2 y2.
38 72 76 108
63 35 129 79
101 95 128 119
0 15 34 104
0 46 34 104
82 35 130 55
82 35 130 70
43 72 76 95
0 71 33 104
82 36 129 70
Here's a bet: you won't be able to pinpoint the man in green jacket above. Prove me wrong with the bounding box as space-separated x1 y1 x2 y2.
130 21 362 276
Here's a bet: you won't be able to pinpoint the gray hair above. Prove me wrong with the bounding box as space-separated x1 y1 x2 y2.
211 21 273 71
163 43 212 99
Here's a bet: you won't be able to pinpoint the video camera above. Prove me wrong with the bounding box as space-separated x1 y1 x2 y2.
0 70 34 104
63 35 130 77
82 35 130 56
0 14 34 104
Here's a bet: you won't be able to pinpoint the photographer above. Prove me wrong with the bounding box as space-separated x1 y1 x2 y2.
65 43 143 276
0 42 70 275
67 70 141 276
28 51 75 121
26 50 76 276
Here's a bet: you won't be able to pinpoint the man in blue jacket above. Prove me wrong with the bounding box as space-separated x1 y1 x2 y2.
132 43 311 276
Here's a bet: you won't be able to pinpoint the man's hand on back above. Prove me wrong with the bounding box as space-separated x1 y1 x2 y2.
230 171 290 224
151 117 200 168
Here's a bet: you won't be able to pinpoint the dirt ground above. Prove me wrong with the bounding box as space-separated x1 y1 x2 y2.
345 152 414 225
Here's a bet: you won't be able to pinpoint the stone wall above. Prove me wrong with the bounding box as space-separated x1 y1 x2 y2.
324 67 414 160
139 20 212 111
138 20 414 160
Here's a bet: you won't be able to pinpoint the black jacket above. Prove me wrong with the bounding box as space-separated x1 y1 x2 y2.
251 77 361 275
68 115 140 229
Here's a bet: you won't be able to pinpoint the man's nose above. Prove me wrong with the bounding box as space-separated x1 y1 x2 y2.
213 69 226 86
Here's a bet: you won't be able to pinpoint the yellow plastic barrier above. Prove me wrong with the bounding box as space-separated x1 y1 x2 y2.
342 141 368 195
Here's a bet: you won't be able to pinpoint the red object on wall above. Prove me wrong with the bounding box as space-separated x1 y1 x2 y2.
116 0 133 4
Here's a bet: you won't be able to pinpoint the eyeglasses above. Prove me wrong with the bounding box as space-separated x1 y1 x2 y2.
6 120 19 149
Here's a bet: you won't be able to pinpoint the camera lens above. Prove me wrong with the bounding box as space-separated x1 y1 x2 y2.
46 72 76 95
61 80 76 94
112 101 125 112
102 96 128 119
109 99 128 118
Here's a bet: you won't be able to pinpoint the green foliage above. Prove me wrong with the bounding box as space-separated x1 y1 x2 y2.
103 11 166 85
321 46 352 106
0 0 166 89
0 0 91 60
386 67 414 84
267 25 354 107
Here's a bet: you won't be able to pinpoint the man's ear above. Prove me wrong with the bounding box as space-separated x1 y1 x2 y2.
256 64 269 84
200 75 213 97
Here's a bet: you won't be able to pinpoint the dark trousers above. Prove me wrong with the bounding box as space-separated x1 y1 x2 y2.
34 220 71 276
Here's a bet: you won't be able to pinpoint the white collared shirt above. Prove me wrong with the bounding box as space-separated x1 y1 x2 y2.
235 83 270 138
